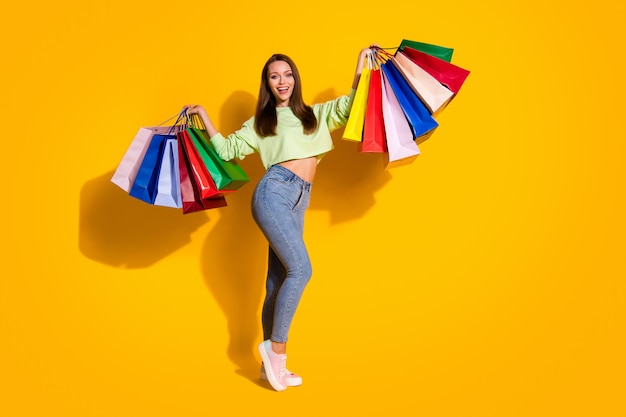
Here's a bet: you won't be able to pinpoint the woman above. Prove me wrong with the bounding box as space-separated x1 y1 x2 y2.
187 46 371 391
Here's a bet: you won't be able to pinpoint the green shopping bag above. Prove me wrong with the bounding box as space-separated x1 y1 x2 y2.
398 39 454 63
187 126 249 192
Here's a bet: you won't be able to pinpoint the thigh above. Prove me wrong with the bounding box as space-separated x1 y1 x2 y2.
252 174 310 267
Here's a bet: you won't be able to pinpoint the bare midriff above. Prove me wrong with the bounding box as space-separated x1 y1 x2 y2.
278 156 317 183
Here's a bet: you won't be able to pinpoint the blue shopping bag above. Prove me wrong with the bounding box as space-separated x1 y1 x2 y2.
381 61 438 143
129 133 172 204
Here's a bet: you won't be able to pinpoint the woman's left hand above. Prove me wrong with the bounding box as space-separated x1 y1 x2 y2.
183 104 205 115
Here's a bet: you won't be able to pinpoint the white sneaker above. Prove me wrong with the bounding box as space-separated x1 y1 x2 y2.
258 340 288 391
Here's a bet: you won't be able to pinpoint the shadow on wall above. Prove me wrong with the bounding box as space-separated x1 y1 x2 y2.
78 171 210 268
308 89 392 221
199 91 268 382
78 88 394 383
199 166 266 383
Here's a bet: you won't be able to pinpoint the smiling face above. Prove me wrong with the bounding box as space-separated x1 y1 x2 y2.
267 60 295 107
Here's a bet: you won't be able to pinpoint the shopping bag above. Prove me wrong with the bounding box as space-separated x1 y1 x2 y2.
380 69 420 165
128 133 172 203
153 137 182 208
177 129 220 200
361 68 386 153
111 125 179 192
401 46 470 95
177 136 227 214
188 126 249 192
398 39 454 62
381 61 438 144
392 51 455 115
343 66 371 142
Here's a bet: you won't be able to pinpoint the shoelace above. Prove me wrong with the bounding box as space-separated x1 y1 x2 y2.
262 364 294 377
278 356 287 378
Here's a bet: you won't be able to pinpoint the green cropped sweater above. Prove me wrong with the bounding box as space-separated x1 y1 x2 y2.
209 89 356 169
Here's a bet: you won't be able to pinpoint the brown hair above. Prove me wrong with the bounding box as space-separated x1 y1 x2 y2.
254 54 318 137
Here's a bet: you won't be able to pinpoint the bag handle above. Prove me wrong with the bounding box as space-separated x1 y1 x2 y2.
153 109 190 135
189 113 206 131
374 46 394 61
365 46 395 70
152 107 209 136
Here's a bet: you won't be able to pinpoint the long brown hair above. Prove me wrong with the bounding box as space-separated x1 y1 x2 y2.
254 54 318 137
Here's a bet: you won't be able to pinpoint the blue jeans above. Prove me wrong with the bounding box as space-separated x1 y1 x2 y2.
251 165 313 343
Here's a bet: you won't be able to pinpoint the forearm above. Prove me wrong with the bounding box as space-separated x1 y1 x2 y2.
194 108 220 137
351 47 371 89
185 104 218 136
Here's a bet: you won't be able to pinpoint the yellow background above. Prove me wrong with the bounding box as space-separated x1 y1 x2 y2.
2 1 624 416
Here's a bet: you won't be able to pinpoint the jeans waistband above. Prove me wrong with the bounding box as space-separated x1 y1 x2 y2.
267 165 312 192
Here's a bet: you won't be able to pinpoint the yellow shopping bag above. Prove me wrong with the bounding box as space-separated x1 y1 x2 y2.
342 65 371 142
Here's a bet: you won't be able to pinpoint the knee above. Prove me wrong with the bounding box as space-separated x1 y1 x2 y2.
302 263 313 283
294 261 312 285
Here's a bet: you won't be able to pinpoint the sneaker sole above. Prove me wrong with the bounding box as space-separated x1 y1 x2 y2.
260 370 302 387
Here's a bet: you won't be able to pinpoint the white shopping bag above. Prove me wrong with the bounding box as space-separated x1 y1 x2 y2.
154 138 182 208
380 70 420 165
392 52 454 115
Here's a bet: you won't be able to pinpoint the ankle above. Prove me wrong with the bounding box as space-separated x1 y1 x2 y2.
271 340 287 355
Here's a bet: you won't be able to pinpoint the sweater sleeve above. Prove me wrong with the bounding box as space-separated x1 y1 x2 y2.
315 89 357 132
208 118 259 162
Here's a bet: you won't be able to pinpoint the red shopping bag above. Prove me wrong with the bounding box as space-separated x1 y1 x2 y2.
177 133 226 214
401 46 470 95
361 68 386 153
177 129 220 200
